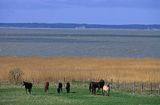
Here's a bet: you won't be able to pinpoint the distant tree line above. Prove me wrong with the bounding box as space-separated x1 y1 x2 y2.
0 23 160 29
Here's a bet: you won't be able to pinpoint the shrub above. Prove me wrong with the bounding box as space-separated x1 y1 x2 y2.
8 67 24 84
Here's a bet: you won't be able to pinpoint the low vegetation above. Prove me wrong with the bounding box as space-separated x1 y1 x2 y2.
0 57 160 83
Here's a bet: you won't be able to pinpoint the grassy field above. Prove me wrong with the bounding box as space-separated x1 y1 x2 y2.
0 57 160 82
0 53 160 104
0 84 160 105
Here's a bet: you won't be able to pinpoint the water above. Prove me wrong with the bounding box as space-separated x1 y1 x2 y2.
0 28 160 57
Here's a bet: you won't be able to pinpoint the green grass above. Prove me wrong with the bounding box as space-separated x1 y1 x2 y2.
0 85 160 105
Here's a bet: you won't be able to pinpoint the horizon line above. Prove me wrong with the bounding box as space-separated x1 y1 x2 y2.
0 23 160 26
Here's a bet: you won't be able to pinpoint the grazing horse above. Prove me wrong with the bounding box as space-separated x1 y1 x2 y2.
102 84 110 96
44 81 49 94
89 79 105 95
66 82 70 93
57 82 63 94
22 81 33 94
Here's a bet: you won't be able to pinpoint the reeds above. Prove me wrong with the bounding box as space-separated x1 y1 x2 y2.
0 57 160 82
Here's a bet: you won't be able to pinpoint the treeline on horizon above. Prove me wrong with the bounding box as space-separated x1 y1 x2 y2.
0 23 160 29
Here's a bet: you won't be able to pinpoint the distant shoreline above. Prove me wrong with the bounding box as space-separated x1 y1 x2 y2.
0 55 160 59
1 27 160 31
1 27 160 35
0 23 160 29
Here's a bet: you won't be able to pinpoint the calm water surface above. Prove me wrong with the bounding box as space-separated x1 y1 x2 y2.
0 28 160 57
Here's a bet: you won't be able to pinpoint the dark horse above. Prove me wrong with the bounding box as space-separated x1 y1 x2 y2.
66 82 70 93
22 81 33 94
57 82 63 94
89 79 105 95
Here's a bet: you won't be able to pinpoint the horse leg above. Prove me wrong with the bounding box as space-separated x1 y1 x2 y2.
28 89 31 94
94 88 96 95
60 88 62 93
89 87 91 93
25 88 27 94
67 88 70 93
108 89 110 96
91 87 94 94
57 88 60 94
102 90 105 96
101 88 103 95
89 84 92 93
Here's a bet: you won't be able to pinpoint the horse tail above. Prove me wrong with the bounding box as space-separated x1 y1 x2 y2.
89 83 92 92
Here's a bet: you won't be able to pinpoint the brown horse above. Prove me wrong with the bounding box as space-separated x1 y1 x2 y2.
44 81 49 94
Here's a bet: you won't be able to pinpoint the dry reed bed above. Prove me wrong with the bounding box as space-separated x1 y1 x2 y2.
0 57 160 82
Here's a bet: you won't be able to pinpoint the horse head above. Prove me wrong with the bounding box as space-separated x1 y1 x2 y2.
99 79 105 88
21 81 25 87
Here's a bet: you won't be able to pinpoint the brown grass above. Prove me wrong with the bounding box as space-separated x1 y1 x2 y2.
0 56 160 83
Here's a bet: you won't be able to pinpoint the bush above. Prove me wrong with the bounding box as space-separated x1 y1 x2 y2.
8 67 24 84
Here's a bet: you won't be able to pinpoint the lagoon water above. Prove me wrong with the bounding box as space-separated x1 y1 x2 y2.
0 28 160 57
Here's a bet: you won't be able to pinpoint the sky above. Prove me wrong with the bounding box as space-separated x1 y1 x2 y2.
0 0 160 24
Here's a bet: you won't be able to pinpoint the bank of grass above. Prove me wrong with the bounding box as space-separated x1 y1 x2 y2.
0 84 160 105
0 57 160 82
